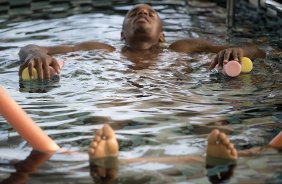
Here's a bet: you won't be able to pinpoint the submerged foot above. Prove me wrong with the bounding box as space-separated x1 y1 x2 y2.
206 129 237 183
88 124 119 183
88 124 119 159
206 129 238 160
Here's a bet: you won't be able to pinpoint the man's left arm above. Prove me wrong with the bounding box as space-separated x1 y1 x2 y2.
169 38 266 69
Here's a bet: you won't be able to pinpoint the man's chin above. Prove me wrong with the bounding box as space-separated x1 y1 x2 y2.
133 25 150 34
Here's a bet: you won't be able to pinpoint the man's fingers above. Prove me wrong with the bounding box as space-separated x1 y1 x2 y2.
210 48 244 72
217 51 225 69
43 58 51 80
232 49 239 62
223 49 231 63
51 58 60 74
209 55 218 70
35 58 44 80
18 65 25 78
19 53 60 80
28 59 35 79
238 49 243 63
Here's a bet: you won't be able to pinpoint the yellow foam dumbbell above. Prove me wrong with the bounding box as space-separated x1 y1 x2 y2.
22 68 38 80
241 57 253 73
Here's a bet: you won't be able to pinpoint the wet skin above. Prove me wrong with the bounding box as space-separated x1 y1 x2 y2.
18 4 265 80
121 4 165 50
88 125 281 183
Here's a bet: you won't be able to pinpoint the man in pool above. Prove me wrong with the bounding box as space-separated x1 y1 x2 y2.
18 4 265 80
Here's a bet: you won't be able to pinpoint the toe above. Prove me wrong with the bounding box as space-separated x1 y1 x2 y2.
96 129 103 136
94 129 103 142
90 141 97 148
95 134 102 142
208 129 220 144
103 124 116 139
228 143 234 150
231 149 238 159
88 148 95 155
219 132 230 145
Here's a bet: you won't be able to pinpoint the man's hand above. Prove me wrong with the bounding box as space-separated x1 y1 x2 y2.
209 47 243 70
19 52 60 80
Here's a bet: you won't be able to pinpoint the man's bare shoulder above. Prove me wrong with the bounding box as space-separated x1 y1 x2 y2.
168 38 222 54
74 41 115 52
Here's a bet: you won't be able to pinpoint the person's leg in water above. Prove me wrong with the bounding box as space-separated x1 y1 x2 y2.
88 125 239 162
88 125 238 182
88 124 282 182
233 130 282 157
88 124 119 158
205 129 238 184
206 129 237 160
88 124 119 184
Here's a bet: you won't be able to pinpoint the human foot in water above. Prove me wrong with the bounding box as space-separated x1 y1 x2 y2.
205 129 238 183
88 124 119 159
206 129 238 160
88 124 119 183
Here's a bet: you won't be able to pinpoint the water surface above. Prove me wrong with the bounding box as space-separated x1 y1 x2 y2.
0 3 282 184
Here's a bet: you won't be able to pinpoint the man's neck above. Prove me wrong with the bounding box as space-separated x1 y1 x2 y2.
124 41 161 52
127 41 155 50
124 33 162 50
122 44 161 56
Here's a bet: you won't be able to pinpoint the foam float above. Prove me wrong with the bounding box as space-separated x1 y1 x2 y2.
217 57 253 77
0 86 60 152
21 60 64 80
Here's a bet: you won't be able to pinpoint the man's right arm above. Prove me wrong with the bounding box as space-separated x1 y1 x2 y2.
18 42 115 80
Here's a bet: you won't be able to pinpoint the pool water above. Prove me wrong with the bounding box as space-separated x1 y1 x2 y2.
0 2 282 184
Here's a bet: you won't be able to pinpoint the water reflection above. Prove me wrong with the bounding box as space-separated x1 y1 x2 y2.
0 151 52 184
19 79 61 93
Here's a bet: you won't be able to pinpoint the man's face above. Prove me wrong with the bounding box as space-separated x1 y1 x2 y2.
121 4 164 45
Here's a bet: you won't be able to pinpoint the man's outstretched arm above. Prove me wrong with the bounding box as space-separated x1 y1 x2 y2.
18 42 115 80
169 38 265 69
